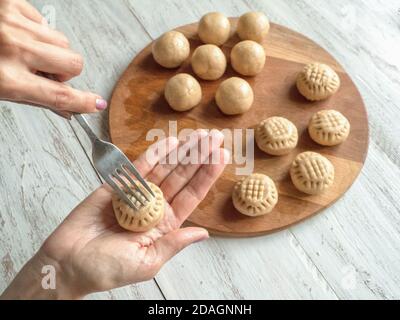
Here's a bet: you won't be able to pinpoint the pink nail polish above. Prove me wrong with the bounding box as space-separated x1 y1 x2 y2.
96 99 108 110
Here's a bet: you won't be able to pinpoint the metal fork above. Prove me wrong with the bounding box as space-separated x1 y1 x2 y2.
74 114 154 210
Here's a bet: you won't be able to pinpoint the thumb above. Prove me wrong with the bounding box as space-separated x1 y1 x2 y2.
155 227 209 266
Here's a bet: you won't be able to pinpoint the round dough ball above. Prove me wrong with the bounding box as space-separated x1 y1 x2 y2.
152 31 190 68
231 40 266 76
237 12 270 42
191 44 227 80
198 12 231 46
216 77 254 115
164 73 202 111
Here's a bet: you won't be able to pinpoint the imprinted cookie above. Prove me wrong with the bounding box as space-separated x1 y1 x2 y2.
290 152 334 195
255 117 298 155
308 110 350 146
296 63 340 101
112 182 164 232
232 173 278 216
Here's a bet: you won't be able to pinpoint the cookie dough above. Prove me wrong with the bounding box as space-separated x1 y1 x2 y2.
296 62 340 101
112 182 164 233
152 31 190 68
191 44 227 80
198 12 231 46
231 40 266 76
216 77 254 115
290 151 334 195
237 12 270 43
232 173 278 216
164 73 202 111
255 117 298 155
309 110 350 146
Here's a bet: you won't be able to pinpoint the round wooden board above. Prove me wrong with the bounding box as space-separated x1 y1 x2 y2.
109 19 369 237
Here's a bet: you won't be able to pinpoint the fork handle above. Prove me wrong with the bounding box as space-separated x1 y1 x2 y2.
74 114 99 144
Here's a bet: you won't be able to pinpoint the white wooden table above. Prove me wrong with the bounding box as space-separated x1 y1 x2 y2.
1 0 399 300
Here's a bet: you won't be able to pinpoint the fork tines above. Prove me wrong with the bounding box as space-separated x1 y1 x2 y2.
108 162 154 211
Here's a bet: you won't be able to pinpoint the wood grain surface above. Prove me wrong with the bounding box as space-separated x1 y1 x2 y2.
109 19 369 236
1 0 399 299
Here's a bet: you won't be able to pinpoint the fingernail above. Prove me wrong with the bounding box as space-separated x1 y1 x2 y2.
96 99 108 110
195 233 210 244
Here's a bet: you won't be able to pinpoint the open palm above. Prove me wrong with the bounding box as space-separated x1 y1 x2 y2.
41 130 227 297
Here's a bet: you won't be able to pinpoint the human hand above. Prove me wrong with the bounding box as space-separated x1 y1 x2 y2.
0 0 107 117
1 131 228 299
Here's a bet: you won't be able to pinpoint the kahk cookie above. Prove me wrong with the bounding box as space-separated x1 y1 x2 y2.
296 63 340 101
232 173 278 216
308 110 350 146
290 152 334 195
255 117 298 156
112 182 164 232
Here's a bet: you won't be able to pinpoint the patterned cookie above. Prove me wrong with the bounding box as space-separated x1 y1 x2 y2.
112 182 164 232
296 63 340 101
290 152 334 195
308 110 350 146
232 173 278 217
255 117 298 155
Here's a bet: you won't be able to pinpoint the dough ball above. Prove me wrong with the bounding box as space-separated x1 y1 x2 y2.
231 40 266 76
216 77 254 115
164 73 202 111
237 12 270 42
152 31 190 68
191 44 227 80
198 12 231 46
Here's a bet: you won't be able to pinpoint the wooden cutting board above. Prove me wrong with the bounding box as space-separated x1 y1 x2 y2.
109 19 369 237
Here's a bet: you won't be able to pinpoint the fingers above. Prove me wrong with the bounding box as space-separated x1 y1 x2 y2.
171 148 229 223
146 129 208 185
24 40 82 81
16 0 45 24
20 73 107 113
160 130 224 202
154 227 209 268
19 14 69 48
133 136 179 177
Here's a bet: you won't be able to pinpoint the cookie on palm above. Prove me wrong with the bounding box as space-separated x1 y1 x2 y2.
255 117 298 155
296 63 340 101
232 173 278 216
308 110 350 146
290 152 334 195
112 182 164 232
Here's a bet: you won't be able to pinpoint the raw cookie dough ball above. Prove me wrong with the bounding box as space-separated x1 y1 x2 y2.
198 12 231 46
191 44 227 80
232 173 278 216
231 40 266 76
216 77 254 115
296 62 340 101
164 73 202 111
308 110 350 146
152 31 190 68
112 182 165 232
237 12 270 42
255 117 298 156
290 152 334 195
